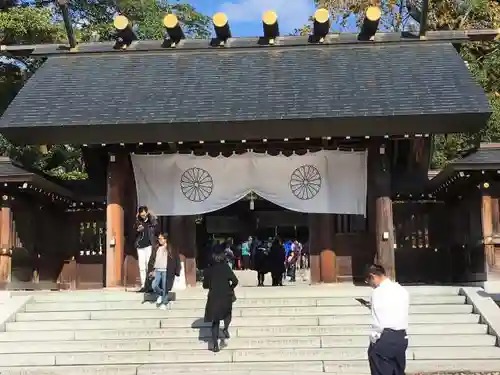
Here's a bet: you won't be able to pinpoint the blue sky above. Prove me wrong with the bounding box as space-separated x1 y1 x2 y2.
188 0 328 37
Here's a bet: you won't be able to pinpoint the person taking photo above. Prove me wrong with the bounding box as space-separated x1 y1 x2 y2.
134 205 158 292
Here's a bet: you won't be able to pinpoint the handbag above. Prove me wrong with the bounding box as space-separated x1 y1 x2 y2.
231 289 237 303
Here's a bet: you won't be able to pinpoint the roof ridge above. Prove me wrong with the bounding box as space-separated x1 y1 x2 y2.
480 142 500 150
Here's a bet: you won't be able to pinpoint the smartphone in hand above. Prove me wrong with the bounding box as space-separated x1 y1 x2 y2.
356 297 371 308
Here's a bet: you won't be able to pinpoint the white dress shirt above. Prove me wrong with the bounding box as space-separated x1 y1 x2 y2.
370 278 409 343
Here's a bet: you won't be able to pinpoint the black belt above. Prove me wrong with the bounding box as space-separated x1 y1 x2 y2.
383 328 407 334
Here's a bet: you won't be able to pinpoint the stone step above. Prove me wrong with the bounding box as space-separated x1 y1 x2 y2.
3 359 500 375
0 291 10 303
320 334 496 348
316 313 480 326
0 334 494 354
1 346 500 367
0 370 343 375
235 323 489 338
231 346 500 362
151 359 500 374
0 323 489 342
15 304 473 322
5 313 480 331
27 286 460 302
24 295 467 312
0 362 325 375
325 359 500 374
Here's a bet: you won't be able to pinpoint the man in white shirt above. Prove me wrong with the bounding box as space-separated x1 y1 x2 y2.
366 264 409 375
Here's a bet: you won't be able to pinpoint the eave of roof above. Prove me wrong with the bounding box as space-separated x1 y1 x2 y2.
0 42 491 145
0 157 75 199
429 143 500 191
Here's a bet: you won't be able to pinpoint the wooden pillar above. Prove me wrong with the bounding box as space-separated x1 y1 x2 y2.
481 187 496 276
319 214 336 283
183 216 197 287
123 155 140 288
106 153 127 287
170 216 197 287
308 214 322 284
170 215 184 265
369 139 396 280
0 196 12 286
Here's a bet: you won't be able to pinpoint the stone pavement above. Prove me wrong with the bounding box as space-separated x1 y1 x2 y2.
233 269 310 287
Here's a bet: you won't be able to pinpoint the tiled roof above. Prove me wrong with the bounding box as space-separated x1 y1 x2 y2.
0 157 75 198
0 42 491 144
451 145 500 166
0 157 32 178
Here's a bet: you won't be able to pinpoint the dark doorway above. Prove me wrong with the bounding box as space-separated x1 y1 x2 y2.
195 197 309 270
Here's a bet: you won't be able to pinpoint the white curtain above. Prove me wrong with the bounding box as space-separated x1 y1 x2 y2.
131 150 367 216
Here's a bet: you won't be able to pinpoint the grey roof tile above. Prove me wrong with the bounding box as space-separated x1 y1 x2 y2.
0 43 490 132
0 158 31 178
452 148 500 166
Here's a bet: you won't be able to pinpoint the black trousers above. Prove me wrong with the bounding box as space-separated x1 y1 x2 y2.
288 263 296 281
211 314 232 343
368 329 408 375
257 272 265 286
242 255 250 270
271 272 283 286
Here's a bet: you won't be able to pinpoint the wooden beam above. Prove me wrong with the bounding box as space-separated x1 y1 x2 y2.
492 198 499 234
170 216 197 287
2 29 499 57
319 214 337 283
481 189 496 274
105 153 127 287
183 216 197 288
418 0 430 38
370 139 396 279
0 196 12 286
308 214 322 284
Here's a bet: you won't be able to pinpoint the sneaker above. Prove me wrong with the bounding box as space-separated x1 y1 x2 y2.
159 304 167 310
156 296 163 305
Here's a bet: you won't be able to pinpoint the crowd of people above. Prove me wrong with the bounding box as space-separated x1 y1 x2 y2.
204 236 309 286
134 206 410 374
134 206 310 302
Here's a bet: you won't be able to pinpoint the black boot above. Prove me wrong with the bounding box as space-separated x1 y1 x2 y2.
211 321 220 352
257 273 265 286
222 328 230 339
212 341 220 352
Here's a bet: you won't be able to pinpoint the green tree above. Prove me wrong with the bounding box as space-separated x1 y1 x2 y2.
0 1 210 179
0 5 80 178
69 0 211 42
310 0 500 168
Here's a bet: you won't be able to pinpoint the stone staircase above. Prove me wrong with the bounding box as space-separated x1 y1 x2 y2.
0 291 10 303
0 286 499 375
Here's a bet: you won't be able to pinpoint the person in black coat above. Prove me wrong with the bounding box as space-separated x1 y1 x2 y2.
134 206 158 292
146 232 181 305
269 237 285 286
203 249 239 352
254 239 271 286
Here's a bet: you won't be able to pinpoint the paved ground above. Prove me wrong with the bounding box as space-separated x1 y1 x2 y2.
233 269 310 287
